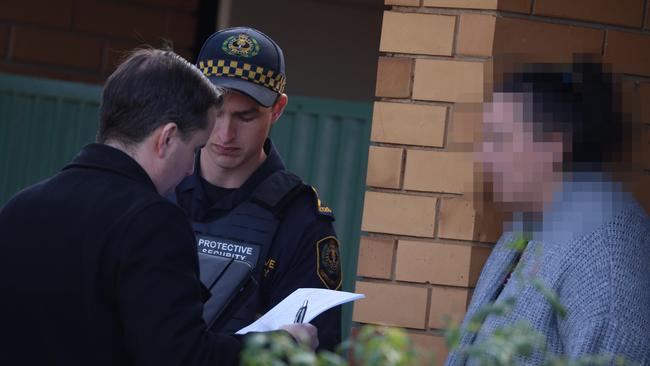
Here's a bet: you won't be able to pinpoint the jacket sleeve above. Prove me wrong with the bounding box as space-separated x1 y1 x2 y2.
265 217 343 352
114 202 243 366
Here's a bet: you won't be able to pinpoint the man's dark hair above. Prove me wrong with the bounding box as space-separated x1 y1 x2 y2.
97 48 221 144
497 61 630 172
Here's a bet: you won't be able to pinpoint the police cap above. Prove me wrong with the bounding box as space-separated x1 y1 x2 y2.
196 27 286 107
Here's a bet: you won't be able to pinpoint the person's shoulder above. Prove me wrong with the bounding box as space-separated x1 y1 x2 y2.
128 194 188 223
282 180 335 223
560 200 650 292
579 199 650 253
600 201 650 269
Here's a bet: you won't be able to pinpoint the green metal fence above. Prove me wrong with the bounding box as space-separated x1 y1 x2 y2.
270 97 372 336
0 73 102 202
0 72 371 336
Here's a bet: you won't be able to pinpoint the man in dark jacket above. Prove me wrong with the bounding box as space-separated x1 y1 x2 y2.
0 48 315 366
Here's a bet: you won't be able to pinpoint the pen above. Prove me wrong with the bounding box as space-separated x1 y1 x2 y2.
294 300 308 323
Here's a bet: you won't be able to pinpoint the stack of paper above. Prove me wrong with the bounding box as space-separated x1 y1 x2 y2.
236 288 365 334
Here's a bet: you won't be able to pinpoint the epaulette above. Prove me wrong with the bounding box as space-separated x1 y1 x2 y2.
310 186 335 220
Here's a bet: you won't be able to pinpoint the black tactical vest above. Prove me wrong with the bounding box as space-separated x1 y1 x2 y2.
175 170 306 333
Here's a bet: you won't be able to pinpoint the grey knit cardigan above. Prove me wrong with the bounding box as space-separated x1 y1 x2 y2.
445 182 650 365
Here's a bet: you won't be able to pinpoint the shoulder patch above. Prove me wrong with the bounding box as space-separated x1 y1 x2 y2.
316 236 342 290
310 186 334 219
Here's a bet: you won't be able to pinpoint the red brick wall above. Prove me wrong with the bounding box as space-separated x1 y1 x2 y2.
0 0 200 84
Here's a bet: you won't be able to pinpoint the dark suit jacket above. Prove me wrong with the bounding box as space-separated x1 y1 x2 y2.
0 144 241 366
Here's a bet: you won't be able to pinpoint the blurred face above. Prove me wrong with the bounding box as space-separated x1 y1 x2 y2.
159 107 216 195
480 92 564 210
202 92 278 175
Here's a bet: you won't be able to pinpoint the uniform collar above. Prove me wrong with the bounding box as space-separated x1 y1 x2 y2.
177 138 287 213
63 143 158 193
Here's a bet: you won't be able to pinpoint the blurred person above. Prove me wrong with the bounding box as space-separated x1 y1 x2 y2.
169 27 342 350
0 48 316 366
445 62 650 365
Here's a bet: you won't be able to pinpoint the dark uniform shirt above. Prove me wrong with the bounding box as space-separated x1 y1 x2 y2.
173 138 342 350
0 144 242 366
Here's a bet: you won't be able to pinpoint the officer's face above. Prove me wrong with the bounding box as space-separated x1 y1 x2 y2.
202 92 281 176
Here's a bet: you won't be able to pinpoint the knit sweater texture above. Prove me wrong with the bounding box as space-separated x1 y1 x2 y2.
445 180 650 365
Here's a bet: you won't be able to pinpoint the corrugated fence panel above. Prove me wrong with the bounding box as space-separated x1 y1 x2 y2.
271 96 372 337
0 73 101 204
0 74 372 337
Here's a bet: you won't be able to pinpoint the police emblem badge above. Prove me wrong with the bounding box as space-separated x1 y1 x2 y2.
221 33 260 58
316 236 342 290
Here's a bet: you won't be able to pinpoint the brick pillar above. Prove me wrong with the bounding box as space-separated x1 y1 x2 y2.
355 0 650 364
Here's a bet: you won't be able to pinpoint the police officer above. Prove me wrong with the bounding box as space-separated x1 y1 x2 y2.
170 27 342 350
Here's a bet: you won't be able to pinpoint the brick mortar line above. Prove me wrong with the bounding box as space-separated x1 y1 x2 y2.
389 6 498 16
357 276 478 291
381 51 491 62
376 97 455 107
398 145 407 189
366 186 465 198
501 12 650 35
390 237 398 280
370 141 447 151
423 287 433 330
408 54 416 99
391 5 650 35
372 139 473 151
363 231 497 248
433 193 441 238
530 0 537 15
352 321 434 333
623 74 650 83
406 328 447 337
443 102 453 150
356 277 431 289
451 12 460 56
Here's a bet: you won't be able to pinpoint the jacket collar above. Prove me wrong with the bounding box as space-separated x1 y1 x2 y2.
63 143 158 193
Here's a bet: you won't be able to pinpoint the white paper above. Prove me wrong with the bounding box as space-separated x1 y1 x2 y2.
236 288 365 335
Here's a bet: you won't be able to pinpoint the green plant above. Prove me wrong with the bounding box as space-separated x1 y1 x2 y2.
240 324 420 366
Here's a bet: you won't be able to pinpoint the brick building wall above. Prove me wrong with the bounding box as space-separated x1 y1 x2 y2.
354 0 650 363
0 0 200 84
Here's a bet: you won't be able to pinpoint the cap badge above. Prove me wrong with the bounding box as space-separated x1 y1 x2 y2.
222 34 260 58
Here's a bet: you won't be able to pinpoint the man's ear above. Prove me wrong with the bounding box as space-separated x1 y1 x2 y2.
270 94 288 125
155 122 179 158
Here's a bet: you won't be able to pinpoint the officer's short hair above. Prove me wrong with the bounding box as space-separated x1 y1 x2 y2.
97 48 221 145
